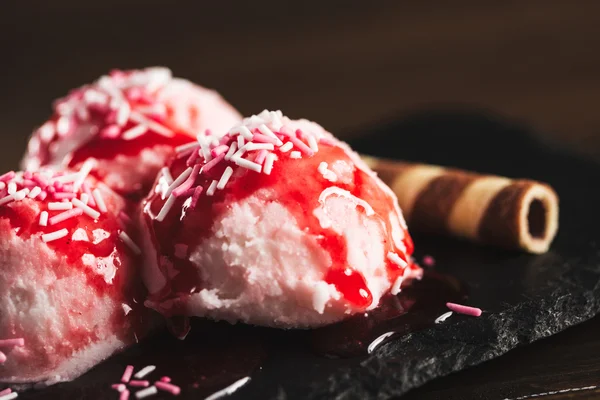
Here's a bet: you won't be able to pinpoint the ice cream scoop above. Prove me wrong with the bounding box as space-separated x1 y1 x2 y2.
0 167 152 386
139 110 421 330
21 67 242 199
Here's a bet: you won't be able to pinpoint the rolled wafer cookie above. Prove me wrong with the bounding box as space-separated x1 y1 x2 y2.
362 155 559 254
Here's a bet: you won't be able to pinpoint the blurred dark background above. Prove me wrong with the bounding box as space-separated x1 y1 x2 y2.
2 0 600 170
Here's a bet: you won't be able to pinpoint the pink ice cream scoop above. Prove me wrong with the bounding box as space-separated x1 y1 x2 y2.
0 167 152 386
139 110 421 331
21 67 242 199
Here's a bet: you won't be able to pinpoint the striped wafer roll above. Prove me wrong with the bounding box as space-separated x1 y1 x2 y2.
362 155 559 254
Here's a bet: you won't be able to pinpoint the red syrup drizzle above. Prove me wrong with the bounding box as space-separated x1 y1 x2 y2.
105 271 466 400
142 142 416 311
0 187 150 359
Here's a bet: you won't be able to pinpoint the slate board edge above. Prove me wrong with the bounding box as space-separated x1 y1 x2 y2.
301 272 600 400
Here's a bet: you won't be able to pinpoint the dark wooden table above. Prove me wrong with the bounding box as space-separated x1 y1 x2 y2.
2 2 600 398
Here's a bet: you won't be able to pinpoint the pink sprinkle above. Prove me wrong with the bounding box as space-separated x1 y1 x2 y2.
186 149 200 167
155 381 181 395
21 179 36 188
111 383 126 392
0 172 15 183
254 149 268 165
211 145 229 158
23 171 32 180
0 338 24 347
160 377 171 383
100 124 121 139
48 208 83 225
52 192 76 200
288 136 314 156
252 133 278 145
129 380 149 387
0 351 6 363
174 244 188 258
32 174 49 188
125 87 144 102
172 164 201 197
218 134 231 145
423 255 435 267
201 153 225 173
278 125 297 138
204 129 212 136
190 186 203 209
175 147 195 160
121 365 135 383
446 302 482 317
82 183 96 207
53 181 64 190
0 388 11 396
38 191 48 201
120 389 130 400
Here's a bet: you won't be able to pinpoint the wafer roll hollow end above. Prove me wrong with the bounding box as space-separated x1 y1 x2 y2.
514 182 558 254
362 154 559 254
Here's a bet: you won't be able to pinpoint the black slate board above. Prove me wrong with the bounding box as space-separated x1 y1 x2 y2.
14 111 600 400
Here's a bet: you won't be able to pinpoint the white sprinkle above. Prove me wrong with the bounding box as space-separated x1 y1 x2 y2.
74 159 96 190
28 186 42 199
116 101 130 126
156 194 176 222
119 231 141 255
80 193 89 205
0 194 15 206
245 143 274 151
39 211 48 226
92 189 108 213
367 332 396 354
237 135 245 149
217 167 233 190
231 144 247 160
205 377 251 400
7 182 16 195
390 276 403 295
263 153 277 175
206 180 218 196
435 311 453 324
307 134 319 152
145 119 174 137
0 391 18 400
279 142 293 152
224 142 237 161
72 198 101 219
160 167 174 185
122 124 148 140
53 173 80 183
165 167 193 198
196 134 212 161
238 126 253 140
135 385 157 399
48 202 73 210
258 124 283 145
134 365 156 379
387 252 408 268
56 116 70 135
42 228 69 243
290 151 302 159
14 189 28 201
233 158 262 173
175 142 198 154
0 182 5 190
